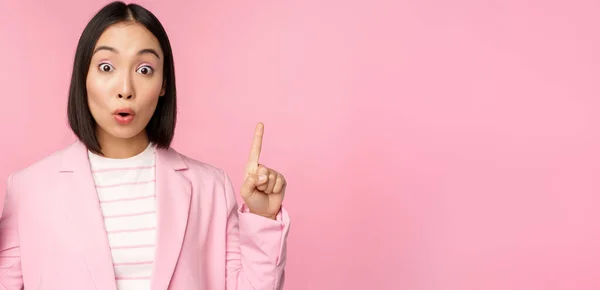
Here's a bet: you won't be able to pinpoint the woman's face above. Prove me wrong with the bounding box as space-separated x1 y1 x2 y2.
86 21 165 144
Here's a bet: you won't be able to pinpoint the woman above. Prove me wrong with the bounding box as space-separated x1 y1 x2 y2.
0 1 290 290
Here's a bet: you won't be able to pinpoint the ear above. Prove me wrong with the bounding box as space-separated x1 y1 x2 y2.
160 79 166 97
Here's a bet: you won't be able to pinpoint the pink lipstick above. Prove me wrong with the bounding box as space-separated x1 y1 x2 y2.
113 108 135 125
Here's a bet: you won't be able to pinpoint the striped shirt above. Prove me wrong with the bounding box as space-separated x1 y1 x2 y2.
88 143 157 290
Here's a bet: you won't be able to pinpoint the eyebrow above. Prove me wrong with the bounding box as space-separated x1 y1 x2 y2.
93 46 161 59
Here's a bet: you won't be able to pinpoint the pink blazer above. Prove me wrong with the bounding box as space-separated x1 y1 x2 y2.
0 141 290 290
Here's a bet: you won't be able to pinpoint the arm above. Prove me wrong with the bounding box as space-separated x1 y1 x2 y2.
0 174 24 290
223 172 290 290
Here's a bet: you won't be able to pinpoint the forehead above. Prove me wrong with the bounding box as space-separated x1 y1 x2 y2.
94 22 163 57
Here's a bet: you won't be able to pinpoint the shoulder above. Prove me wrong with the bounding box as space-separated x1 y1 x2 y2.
162 146 232 184
164 147 238 205
8 143 74 184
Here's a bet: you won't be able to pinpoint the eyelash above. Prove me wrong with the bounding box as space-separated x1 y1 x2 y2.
98 63 154 75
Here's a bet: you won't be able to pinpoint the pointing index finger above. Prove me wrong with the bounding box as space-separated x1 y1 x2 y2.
246 122 264 174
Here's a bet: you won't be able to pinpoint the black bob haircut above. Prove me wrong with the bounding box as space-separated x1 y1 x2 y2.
67 1 176 154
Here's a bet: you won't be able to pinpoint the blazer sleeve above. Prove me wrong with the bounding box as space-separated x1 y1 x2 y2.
0 174 24 290
222 170 290 290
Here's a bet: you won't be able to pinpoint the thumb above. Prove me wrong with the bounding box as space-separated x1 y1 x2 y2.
240 174 258 199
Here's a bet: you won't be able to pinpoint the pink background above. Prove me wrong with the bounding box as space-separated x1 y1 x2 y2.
1 0 600 289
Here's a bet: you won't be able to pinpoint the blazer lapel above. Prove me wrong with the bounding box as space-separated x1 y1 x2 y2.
59 141 117 290
150 146 192 290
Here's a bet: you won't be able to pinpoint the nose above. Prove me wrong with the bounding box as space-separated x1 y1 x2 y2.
118 94 133 99
117 72 135 100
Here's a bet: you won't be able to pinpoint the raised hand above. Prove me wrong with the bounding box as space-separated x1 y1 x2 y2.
239 123 286 220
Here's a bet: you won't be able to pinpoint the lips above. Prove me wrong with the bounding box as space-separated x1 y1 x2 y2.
114 108 134 116
113 108 135 125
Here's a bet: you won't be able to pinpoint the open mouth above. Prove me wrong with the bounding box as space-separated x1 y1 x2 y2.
113 109 135 124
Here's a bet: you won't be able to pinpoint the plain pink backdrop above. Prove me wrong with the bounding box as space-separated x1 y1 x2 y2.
1 0 600 289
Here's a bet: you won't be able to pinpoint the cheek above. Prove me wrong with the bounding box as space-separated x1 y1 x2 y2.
139 74 164 100
136 80 163 114
86 74 111 109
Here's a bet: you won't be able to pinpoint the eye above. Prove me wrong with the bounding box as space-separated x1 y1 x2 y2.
136 65 154 75
98 63 114 72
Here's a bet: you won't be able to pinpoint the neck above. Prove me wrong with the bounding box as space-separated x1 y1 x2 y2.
96 129 150 159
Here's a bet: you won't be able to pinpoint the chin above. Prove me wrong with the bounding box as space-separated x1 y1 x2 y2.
98 124 145 140
112 128 146 139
